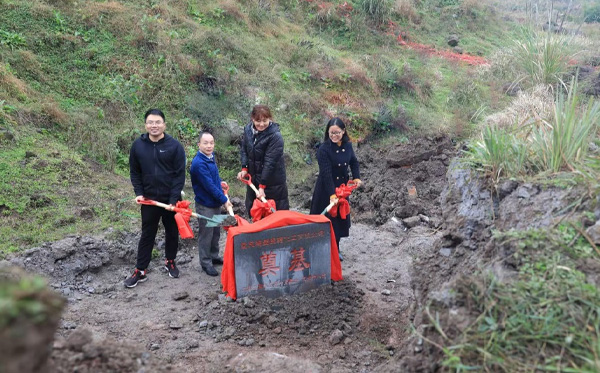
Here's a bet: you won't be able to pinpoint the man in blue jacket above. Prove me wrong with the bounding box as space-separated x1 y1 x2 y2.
190 131 233 276
125 109 186 288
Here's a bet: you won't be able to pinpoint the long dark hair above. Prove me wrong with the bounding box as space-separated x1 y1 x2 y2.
323 117 350 143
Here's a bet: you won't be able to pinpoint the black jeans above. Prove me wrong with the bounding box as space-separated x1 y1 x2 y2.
135 204 178 270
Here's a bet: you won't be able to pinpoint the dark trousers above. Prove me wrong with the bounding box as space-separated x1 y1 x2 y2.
135 204 178 270
196 204 221 268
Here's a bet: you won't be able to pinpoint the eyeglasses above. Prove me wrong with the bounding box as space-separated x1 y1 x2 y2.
329 131 343 136
146 121 164 126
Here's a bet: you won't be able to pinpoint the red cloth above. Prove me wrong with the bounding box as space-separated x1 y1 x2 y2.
173 200 193 239
250 199 276 222
329 184 356 220
222 210 343 300
329 198 350 219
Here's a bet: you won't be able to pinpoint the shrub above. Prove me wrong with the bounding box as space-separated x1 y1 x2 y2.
512 27 574 89
529 79 600 174
463 124 528 183
584 4 600 23
360 0 392 24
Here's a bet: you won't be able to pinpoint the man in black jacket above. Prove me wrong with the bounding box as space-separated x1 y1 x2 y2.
125 109 186 288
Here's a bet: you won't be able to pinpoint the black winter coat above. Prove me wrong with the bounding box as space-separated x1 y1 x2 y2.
310 139 360 239
240 122 289 214
129 133 186 205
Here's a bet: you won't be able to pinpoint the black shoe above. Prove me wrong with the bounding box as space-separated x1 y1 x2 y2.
164 259 180 278
124 269 147 288
202 266 219 276
212 257 224 265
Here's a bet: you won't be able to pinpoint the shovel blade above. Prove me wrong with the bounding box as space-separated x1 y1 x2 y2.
205 214 238 228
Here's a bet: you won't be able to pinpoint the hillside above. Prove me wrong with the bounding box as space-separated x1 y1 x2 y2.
0 0 521 253
2 0 600 372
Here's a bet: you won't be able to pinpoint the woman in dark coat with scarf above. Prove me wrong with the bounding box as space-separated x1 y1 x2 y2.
237 105 289 216
310 117 362 260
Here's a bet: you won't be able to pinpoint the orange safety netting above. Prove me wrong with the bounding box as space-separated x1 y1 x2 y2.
222 210 343 300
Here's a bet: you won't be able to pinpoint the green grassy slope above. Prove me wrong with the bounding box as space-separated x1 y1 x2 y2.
0 0 519 254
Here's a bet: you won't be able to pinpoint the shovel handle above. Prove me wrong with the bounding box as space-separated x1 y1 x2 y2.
321 200 337 215
221 182 235 216
138 199 211 221
240 174 268 203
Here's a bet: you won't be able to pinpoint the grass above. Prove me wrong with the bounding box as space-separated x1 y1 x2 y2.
430 226 600 372
0 128 137 256
465 79 600 184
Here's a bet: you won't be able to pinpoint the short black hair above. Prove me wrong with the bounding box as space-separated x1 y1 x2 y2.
144 109 165 122
198 130 213 142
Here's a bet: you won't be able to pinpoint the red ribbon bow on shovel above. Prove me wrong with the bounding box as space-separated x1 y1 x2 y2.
240 173 276 222
137 199 195 239
173 201 194 239
329 181 358 220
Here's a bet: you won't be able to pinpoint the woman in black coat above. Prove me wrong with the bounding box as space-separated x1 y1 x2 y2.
310 117 361 260
237 105 289 216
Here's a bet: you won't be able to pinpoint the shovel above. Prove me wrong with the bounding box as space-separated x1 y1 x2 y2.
201 182 237 228
240 173 276 221
137 198 230 228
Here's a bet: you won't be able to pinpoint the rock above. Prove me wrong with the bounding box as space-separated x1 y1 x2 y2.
198 320 208 328
149 343 160 351
497 179 518 199
517 187 530 199
586 220 600 245
439 248 452 257
66 328 93 351
62 321 78 330
172 291 189 301
219 118 244 145
402 216 421 228
188 340 199 349
243 297 256 308
169 321 183 329
447 34 459 47
381 290 391 296
329 329 344 345
0 128 15 142
453 46 463 54
78 207 96 220
502 82 522 97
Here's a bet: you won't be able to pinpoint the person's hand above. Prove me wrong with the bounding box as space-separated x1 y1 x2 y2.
225 200 233 209
167 204 175 211
330 195 339 205
237 170 248 180
353 179 362 188
135 196 145 204
257 187 266 200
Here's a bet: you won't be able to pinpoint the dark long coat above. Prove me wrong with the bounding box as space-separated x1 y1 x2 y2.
240 122 289 214
309 139 360 240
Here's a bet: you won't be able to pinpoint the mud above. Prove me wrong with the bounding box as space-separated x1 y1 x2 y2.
3 135 592 372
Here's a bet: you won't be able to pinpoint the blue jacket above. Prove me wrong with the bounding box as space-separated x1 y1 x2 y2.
129 133 186 205
190 151 228 208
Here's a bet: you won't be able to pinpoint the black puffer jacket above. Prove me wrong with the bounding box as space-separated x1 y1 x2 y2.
240 122 289 213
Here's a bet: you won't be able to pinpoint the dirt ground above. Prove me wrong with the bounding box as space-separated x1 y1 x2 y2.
3 136 456 372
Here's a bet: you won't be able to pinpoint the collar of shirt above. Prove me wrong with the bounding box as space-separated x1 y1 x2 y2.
199 151 214 161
